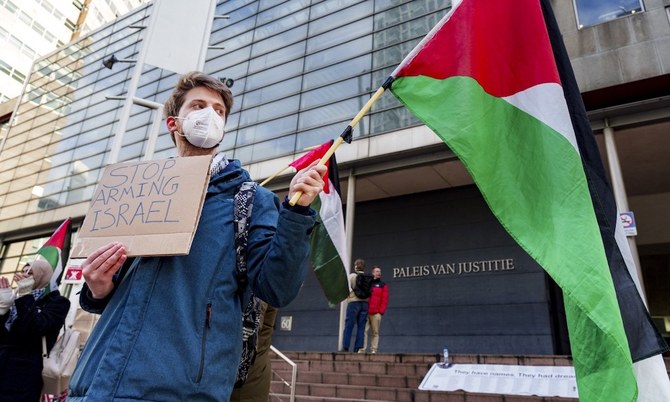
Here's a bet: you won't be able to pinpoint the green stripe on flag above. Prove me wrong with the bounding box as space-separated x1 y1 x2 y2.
310 196 350 305
37 246 59 268
392 75 636 401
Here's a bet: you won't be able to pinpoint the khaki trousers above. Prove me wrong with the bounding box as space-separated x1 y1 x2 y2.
364 313 383 353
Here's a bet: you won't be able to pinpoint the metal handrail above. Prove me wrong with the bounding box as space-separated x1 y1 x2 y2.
270 345 297 402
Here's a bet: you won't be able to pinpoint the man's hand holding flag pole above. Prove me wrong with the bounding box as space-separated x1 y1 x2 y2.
286 76 394 206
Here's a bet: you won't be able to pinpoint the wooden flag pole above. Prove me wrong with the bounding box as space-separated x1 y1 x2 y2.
259 165 291 187
289 77 394 206
258 144 323 187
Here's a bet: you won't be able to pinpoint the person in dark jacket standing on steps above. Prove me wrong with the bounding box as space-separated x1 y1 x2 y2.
68 71 326 402
362 265 389 354
341 259 369 353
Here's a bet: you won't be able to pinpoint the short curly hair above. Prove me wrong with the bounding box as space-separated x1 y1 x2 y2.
164 72 233 142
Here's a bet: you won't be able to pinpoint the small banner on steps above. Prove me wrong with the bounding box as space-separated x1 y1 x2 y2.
419 364 578 398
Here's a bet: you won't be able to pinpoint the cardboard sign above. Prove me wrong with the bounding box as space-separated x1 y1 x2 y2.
71 155 212 257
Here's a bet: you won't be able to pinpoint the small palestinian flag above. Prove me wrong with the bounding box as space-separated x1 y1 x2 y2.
36 218 72 294
291 141 350 305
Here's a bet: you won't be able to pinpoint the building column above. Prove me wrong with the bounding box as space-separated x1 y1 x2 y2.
603 120 647 302
338 171 356 351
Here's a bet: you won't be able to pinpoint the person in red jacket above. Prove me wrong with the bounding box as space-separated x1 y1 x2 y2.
363 266 389 354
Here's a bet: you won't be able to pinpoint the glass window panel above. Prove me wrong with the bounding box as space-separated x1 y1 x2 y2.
156 74 180 93
217 1 259 20
4 242 25 257
81 100 118 120
298 97 366 130
76 139 111 160
374 0 449 30
4 187 34 206
42 163 71 184
152 148 176 160
122 125 149 147
310 0 368 20
244 59 303 92
220 129 237 151
369 107 421 135
4 0 18 13
225 112 240 132
372 38 421 70
236 115 297 146
18 148 47 167
249 42 304 74
239 95 299 127
234 134 296 164
305 36 372 71
79 182 99 203
81 109 117 133
574 0 643 29
217 63 249 91
2 201 29 219
0 182 10 200
136 79 160 99
207 46 251 72
296 116 368 150
374 11 443 48
10 162 41 186
118 141 144 162
1 257 21 275
19 11 32 25
210 16 256 46
307 17 372 54
77 127 113 149
75 155 105 180
301 76 371 109
153 131 175 151
254 6 310 42
126 108 151 131
242 77 302 109
257 0 309 25
251 25 307 58
309 2 373 37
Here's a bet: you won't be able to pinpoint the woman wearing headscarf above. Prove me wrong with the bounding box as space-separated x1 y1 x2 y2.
0 259 70 402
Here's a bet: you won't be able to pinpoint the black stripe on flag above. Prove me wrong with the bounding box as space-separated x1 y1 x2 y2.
540 0 668 361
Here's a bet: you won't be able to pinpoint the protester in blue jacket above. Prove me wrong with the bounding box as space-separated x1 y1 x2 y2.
68 72 326 402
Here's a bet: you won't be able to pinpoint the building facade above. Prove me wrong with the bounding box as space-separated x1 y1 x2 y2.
0 0 145 103
0 0 668 355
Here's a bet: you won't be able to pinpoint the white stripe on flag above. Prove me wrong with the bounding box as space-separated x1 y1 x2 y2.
318 180 350 289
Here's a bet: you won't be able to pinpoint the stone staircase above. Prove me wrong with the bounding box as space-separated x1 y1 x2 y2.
268 351 590 402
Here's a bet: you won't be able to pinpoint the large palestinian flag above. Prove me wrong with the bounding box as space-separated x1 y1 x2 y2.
389 0 667 400
36 218 72 294
290 141 350 305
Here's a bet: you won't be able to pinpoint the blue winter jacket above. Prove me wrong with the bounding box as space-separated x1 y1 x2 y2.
68 160 315 402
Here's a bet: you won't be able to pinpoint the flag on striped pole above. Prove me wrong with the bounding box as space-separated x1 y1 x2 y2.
291 141 351 305
36 218 72 295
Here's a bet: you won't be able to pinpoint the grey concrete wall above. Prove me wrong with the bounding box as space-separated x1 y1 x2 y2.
551 0 670 92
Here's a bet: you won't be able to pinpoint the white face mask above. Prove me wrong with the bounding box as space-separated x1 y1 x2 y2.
176 106 225 149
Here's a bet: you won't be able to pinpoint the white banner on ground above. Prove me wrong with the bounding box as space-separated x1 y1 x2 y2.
419 363 578 398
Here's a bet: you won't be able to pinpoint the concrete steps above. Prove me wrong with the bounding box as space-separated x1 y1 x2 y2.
269 352 581 402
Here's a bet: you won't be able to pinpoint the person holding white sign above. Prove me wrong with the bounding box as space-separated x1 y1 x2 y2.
68 72 326 402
